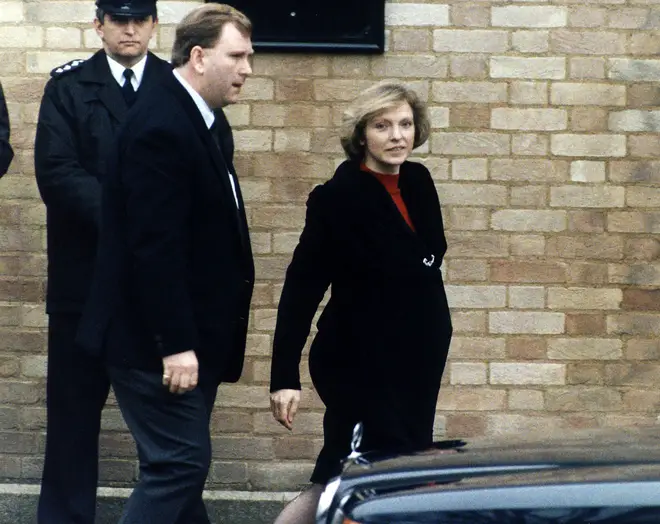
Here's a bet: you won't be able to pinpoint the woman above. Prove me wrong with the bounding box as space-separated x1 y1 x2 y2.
270 82 453 524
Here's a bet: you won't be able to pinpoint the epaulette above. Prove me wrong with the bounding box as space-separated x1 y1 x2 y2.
50 59 86 78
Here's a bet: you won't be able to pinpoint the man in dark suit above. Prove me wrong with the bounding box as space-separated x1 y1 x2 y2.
0 81 13 177
33 1 171 522
77 4 254 523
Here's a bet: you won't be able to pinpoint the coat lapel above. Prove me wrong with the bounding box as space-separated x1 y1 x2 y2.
164 74 251 258
399 164 448 261
338 161 442 268
141 51 171 89
353 164 420 243
80 50 127 124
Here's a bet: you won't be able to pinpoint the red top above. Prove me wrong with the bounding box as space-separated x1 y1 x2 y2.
361 162 415 231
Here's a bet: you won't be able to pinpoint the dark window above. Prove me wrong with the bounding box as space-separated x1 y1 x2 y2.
208 0 385 53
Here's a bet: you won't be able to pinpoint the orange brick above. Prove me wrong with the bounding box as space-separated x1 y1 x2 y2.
629 136 660 158
569 107 608 132
566 314 607 335
449 55 488 79
626 340 660 360
490 261 567 283
622 289 660 311
566 364 604 385
628 83 660 107
624 238 660 261
567 211 605 233
253 154 334 179
610 161 660 184
449 105 491 129
546 235 624 261
567 262 608 285
445 414 487 438
622 390 660 413
506 337 548 360
392 29 431 51
275 78 314 101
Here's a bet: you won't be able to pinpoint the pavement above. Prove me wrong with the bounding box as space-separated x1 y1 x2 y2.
0 484 297 524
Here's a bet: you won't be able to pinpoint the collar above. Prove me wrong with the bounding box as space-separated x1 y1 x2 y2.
360 161 400 192
172 69 215 129
106 53 148 90
360 161 399 177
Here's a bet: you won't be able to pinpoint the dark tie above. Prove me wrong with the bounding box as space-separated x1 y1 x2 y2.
209 121 222 152
122 69 136 107
209 122 240 210
212 110 234 163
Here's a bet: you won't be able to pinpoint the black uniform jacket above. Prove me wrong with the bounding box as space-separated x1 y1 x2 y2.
0 82 13 177
77 70 254 383
34 50 172 313
270 160 453 420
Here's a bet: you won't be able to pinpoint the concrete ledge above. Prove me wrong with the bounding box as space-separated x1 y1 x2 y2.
0 484 297 524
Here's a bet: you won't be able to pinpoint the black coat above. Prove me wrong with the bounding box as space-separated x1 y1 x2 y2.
271 160 452 439
0 81 13 177
34 50 173 313
77 70 254 383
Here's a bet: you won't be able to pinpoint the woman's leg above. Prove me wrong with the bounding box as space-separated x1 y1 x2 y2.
273 484 324 524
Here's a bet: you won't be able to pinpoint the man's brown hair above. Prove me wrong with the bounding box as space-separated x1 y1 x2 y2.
171 4 251 68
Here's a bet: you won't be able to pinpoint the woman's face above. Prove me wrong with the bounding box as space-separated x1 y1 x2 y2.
362 102 415 175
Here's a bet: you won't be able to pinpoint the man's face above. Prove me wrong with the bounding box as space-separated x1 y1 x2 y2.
94 14 157 66
200 23 253 108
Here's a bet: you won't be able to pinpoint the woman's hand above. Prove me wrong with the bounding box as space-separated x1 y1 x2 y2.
270 389 301 430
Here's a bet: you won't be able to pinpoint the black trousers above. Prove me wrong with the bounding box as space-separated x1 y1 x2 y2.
109 366 218 524
38 313 111 524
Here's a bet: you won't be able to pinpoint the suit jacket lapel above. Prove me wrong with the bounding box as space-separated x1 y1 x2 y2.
165 73 251 257
231 170 252 258
141 51 170 88
213 110 250 257
213 108 234 165
80 50 127 123
165 74 235 193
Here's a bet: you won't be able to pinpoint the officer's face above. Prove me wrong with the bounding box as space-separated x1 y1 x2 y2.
94 14 157 67
198 23 253 108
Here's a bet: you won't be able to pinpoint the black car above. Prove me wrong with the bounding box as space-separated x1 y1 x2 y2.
316 424 660 523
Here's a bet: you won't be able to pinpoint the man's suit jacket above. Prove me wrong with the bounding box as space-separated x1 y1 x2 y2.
34 50 172 313
77 70 254 383
0 81 13 177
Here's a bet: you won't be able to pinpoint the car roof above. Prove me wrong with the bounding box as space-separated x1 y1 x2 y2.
340 426 660 488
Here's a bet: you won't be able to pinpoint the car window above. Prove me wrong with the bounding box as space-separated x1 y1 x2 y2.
362 506 660 523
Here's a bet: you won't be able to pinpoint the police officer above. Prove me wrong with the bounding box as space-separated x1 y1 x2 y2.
34 1 171 522
0 81 13 177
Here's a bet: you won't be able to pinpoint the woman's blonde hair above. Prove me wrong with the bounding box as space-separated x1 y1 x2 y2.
340 82 430 161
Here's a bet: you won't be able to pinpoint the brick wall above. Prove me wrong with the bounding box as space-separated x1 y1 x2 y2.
1 0 659 490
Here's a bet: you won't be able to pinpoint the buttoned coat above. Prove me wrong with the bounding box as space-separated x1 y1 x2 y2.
34 49 173 313
77 70 254 383
271 160 452 462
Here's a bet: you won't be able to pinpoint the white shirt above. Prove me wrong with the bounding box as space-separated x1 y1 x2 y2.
106 54 147 91
172 69 239 208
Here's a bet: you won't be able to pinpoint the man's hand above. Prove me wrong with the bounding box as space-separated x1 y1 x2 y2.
162 350 198 394
270 389 301 431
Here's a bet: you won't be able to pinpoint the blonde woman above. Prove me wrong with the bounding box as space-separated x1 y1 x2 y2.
270 82 453 523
